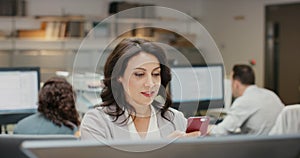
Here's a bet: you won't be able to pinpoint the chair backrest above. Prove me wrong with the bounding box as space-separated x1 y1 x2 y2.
0 134 78 158
269 104 300 135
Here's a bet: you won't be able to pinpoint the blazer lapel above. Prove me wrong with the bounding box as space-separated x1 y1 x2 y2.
110 113 132 140
157 111 176 138
102 106 131 140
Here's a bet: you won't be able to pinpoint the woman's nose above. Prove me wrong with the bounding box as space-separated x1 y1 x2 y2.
144 75 155 87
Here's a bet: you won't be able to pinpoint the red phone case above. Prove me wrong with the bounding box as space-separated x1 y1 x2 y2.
186 116 210 135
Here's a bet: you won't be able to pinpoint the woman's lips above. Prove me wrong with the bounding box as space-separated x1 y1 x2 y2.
141 91 155 97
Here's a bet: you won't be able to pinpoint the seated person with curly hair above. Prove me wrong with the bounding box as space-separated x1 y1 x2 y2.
13 77 80 135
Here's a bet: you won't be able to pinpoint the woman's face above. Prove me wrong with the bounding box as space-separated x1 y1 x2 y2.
119 52 161 108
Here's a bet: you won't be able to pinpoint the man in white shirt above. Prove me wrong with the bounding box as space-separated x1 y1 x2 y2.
210 64 284 136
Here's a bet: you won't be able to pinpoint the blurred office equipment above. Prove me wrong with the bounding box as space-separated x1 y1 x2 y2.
269 104 300 135
206 78 232 124
170 64 224 117
223 78 232 111
22 134 300 158
0 67 40 113
0 67 40 133
69 73 103 114
0 134 77 158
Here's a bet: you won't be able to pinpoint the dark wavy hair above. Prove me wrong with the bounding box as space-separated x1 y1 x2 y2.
98 38 173 124
38 77 80 129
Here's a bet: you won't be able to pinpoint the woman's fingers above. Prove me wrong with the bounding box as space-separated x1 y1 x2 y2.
185 131 201 137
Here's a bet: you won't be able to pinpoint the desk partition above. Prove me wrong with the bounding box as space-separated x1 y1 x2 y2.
22 134 300 158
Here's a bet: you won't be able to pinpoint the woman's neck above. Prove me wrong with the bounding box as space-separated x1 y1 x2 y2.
131 114 151 139
127 99 152 117
132 104 151 117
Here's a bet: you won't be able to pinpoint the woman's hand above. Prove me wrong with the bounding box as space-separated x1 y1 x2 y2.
74 130 81 138
167 130 201 139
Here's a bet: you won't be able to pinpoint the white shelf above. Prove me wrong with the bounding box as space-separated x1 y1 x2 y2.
15 39 63 50
0 39 13 50
111 17 195 24
0 38 111 50
0 16 36 20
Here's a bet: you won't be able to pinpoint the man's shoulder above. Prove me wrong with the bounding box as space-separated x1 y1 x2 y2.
233 85 282 108
256 87 282 100
244 85 279 98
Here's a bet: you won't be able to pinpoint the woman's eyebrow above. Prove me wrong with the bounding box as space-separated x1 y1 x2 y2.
134 67 146 71
133 66 160 71
153 67 161 71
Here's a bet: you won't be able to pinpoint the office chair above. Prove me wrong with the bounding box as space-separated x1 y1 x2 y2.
269 104 300 135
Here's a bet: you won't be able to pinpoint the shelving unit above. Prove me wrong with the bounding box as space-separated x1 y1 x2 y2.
0 14 200 82
0 15 196 49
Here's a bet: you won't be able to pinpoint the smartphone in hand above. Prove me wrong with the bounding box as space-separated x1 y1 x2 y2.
186 116 210 135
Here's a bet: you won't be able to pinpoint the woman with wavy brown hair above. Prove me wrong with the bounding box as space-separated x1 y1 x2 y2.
14 77 80 135
80 38 200 141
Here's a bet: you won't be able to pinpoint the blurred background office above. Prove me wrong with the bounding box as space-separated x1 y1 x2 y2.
1 0 300 134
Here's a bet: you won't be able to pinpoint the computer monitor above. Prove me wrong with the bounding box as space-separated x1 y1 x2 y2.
21 134 300 158
0 67 40 114
170 64 224 116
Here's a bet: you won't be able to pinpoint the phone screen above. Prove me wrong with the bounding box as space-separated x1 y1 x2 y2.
186 116 210 135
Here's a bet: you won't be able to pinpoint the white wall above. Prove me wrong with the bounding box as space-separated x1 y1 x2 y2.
198 0 265 86
197 0 300 87
133 0 300 87
22 0 300 86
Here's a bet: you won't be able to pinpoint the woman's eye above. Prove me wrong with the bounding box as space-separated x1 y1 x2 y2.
134 73 144 77
152 72 160 76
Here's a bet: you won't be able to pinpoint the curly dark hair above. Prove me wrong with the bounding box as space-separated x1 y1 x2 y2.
38 77 80 130
98 37 173 124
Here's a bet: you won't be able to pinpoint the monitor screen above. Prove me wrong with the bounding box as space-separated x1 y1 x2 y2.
0 67 40 114
170 64 224 113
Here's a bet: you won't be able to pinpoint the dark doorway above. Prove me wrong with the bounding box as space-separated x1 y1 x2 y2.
265 3 300 105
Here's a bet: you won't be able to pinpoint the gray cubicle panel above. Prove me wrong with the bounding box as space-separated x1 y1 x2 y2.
22 134 300 158
0 134 78 158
